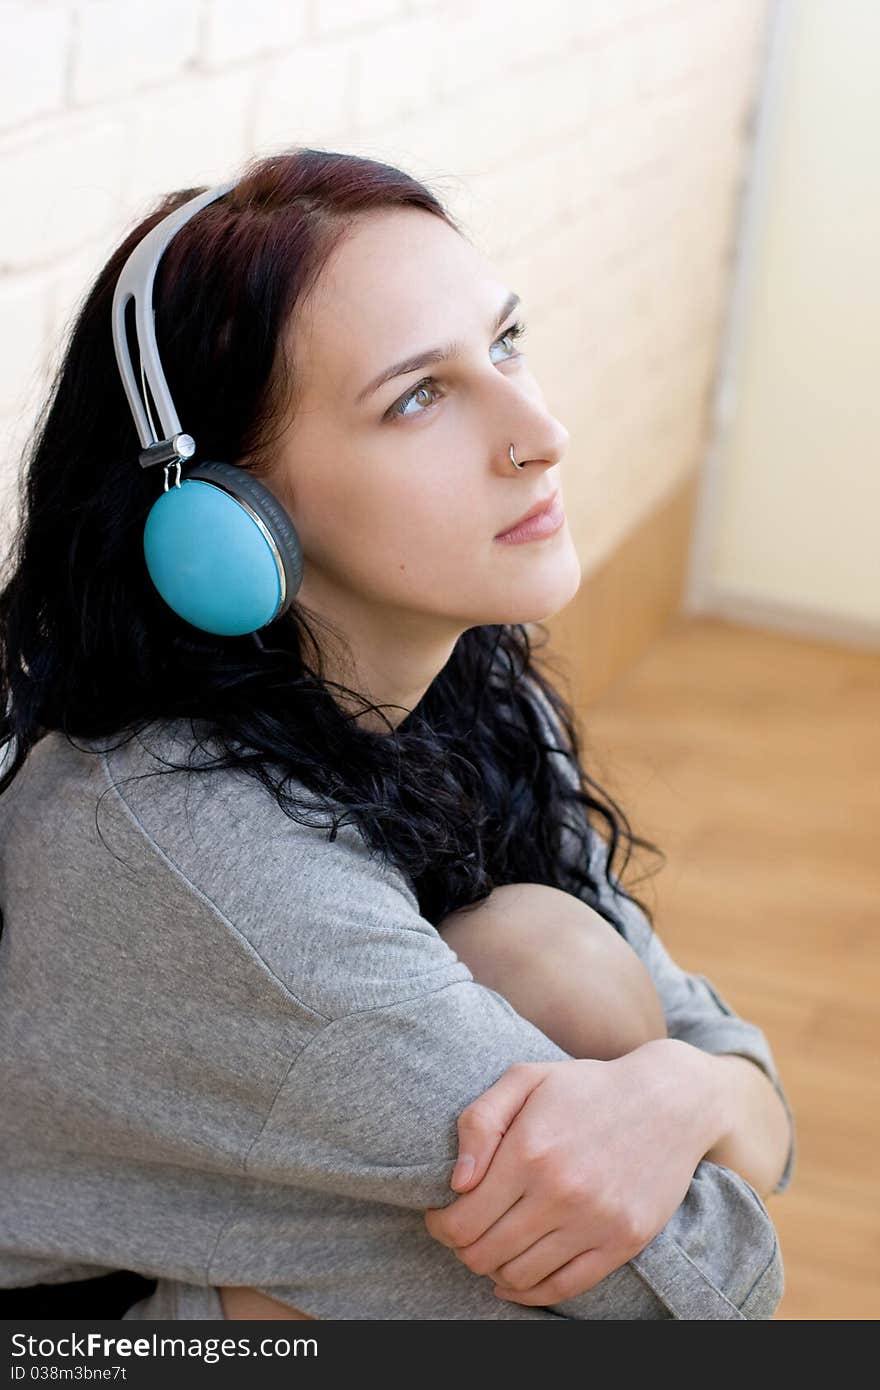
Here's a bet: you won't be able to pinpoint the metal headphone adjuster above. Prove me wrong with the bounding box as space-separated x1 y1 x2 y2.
138 432 196 473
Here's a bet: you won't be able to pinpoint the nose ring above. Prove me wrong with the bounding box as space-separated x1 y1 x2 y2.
509 442 525 469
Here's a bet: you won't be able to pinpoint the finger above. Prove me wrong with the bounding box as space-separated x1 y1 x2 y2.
425 1148 528 1250
448 1194 556 1279
493 1245 615 1306
492 1227 593 1293
452 1063 546 1191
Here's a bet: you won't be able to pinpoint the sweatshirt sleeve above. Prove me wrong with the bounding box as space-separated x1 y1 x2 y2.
529 679 796 1196
186 812 784 1320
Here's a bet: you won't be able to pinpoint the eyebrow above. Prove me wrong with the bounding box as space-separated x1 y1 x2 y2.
355 290 522 406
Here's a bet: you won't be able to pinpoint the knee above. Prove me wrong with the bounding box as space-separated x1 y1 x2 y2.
438 882 616 966
438 882 667 1056
437 882 626 1014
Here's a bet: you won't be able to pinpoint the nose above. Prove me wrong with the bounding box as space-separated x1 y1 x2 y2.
491 379 569 474
498 418 569 474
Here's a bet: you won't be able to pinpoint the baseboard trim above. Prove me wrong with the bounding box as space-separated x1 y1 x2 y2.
538 468 703 708
682 586 880 651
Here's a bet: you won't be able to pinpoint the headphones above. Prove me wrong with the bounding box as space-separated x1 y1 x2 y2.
111 180 304 638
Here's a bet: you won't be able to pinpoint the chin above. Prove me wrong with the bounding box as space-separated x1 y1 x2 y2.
506 549 582 624
481 568 583 627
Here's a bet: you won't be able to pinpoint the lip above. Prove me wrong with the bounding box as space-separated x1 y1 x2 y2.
494 489 563 541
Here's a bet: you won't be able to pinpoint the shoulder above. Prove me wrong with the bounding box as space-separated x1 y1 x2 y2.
93 720 469 1020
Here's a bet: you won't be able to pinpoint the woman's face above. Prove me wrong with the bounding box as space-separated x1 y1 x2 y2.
265 207 581 709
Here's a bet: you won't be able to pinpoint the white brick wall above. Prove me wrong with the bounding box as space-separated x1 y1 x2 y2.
0 3 72 130
202 0 308 67
70 0 202 106
0 0 771 573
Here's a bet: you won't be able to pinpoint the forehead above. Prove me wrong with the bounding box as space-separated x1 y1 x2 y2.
293 208 505 398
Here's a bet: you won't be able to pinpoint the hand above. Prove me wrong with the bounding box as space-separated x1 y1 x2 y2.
424 1039 724 1307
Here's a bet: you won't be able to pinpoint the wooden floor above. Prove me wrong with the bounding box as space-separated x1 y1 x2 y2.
575 613 880 1321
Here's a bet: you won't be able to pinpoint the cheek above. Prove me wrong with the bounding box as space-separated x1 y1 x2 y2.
311 463 489 574
389 475 499 588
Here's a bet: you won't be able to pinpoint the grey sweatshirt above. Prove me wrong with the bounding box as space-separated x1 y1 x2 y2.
0 707 794 1320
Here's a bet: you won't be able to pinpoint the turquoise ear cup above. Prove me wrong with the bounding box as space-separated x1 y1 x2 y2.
142 460 304 637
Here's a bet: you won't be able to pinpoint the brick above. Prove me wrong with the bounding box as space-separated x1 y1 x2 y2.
314 0 401 36
0 274 53 416
201 0 308 67
631 6 706 97
500 213 602 324
121 70 255 208
588 29 642 114
406 58 590 176
252 42 355 148
350 14 445 129
504 0 578 67
0 118 128 268
466 146 578 264
43 240 119 376
71 0 200 106
0 2 71 131
427 0 575 100
566 0 632 45
0 413 30 554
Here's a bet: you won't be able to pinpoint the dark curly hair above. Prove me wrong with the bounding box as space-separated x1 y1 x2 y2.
0 145 663 934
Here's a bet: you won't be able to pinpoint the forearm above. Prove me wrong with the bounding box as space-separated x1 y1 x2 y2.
440 887 791 1200
685 1046 793 1200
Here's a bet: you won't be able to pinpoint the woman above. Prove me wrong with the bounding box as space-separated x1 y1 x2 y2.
0 148 794 1321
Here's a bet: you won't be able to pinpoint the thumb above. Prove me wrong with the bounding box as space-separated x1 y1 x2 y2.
450 1063 548 1191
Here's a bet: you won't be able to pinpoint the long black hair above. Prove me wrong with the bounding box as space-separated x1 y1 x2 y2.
0 146 663 933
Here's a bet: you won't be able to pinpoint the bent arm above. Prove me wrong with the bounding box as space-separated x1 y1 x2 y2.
597 888 797 1198
697 1050 794 1199
442 882 791 1201
527 672 796 1201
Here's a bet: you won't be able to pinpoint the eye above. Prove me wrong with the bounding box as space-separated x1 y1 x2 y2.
385 319 528 421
